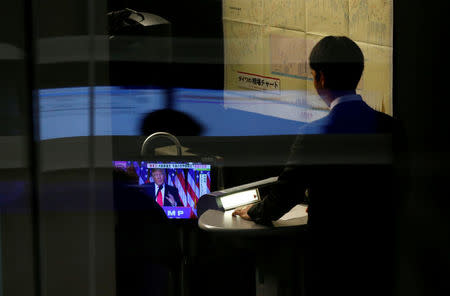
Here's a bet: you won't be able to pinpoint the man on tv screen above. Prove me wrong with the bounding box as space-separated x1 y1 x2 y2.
143 168 182 207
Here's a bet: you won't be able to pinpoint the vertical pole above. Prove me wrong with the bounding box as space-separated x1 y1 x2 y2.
24 0 42 295
87 1 96 296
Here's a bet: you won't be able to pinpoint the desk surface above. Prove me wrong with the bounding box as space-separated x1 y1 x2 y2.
198 204 308 233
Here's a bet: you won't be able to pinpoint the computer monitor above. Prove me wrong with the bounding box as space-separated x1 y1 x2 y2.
113 160 212 219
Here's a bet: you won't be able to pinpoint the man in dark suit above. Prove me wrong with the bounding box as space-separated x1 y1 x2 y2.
142 168 183 207
233 35 399 220
301 35 395 135
233 36 401 296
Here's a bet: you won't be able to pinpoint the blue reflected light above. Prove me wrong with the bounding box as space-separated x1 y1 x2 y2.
38 86 319 140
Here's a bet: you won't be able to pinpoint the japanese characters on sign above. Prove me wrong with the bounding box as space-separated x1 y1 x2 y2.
237 71 281 95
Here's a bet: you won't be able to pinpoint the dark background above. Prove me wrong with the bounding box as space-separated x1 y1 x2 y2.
0 0 449 296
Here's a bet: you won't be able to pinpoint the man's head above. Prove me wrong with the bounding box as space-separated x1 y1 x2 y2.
309 36 364 98
151 168 166 186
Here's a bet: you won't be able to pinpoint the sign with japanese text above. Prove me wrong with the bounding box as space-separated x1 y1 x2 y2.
237 71 281 95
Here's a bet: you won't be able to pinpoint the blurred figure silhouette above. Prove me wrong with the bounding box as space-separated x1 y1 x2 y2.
113 168 182 296
113 167 167 221
233 36 402 296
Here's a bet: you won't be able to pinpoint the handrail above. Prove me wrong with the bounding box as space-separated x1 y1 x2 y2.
140 132 182 157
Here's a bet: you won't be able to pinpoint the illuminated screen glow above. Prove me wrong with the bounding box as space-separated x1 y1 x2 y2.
113 161 211 219
220 189 259 210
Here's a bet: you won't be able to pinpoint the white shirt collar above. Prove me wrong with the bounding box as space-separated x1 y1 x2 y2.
330 94 363 110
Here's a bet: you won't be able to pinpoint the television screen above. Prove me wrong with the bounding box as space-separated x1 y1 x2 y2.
113 160 211 219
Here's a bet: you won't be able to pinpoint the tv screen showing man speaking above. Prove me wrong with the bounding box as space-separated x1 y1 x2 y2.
113 161 212 219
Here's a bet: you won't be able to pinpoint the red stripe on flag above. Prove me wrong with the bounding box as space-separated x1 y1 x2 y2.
187 172 199 205
174 175 187 207
186 184 198 204
177 170 187 193
178 170 194 207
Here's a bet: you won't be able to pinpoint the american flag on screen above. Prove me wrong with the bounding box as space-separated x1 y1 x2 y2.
165 169 199 209
138 165 147 185
179 169 196 208
137 164 153 185
186 170 200 206
167 169 187 207
132 164 210 212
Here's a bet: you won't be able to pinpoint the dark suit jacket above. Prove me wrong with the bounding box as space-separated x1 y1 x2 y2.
142 183 183 207
298 100 395 134
248 100 403 296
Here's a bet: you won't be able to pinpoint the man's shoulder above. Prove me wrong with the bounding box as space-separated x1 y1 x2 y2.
330 101 398 133
297 101 398 135
298 115 331 134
